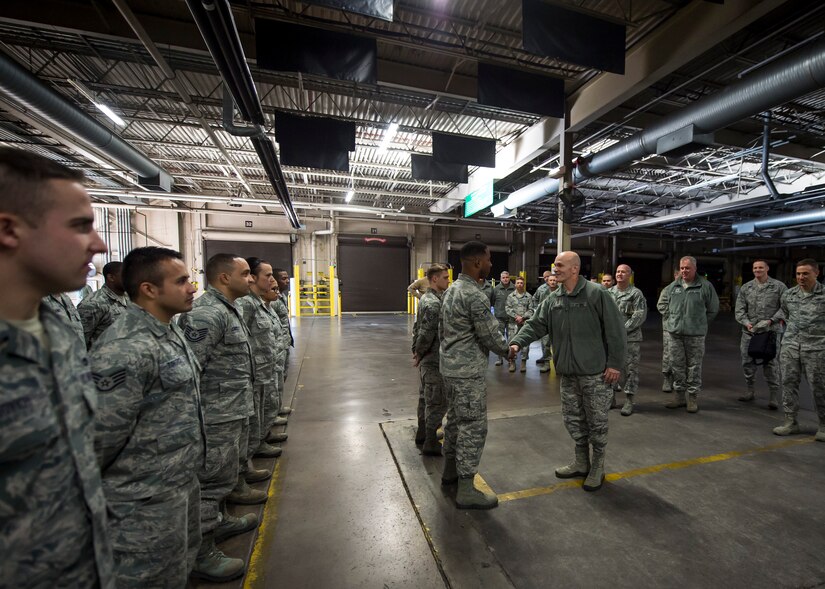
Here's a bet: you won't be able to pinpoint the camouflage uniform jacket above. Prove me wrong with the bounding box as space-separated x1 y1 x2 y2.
479 280 493 305
780 281 825 352
238 293 280 384
506 290 534 322
439 274 509 378
532 283 548 307
0 305 114 588
657 275 719 336
177 287 254 424
77 285 130 349
90 305 206 502
608 284 648 342
272 295 293 348
735 277 786 333
491 282 515 319
412 290 443 367
41 293 84 343
263 303 287 367
511 276 626 376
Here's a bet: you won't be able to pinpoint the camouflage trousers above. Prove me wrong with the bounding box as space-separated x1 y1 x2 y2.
199 418 244 533
238 416 252 476
420 363 447 435
263 374 282 431
669 334 706 397
620 342 641 395
780 344 825 422
539 335 553 362
108 477 200 588
508 323 530 359
560 374 612 451
662 328 673 378
442 376 488 477
741 332 781 395
496 319 509 358
416 369 426 426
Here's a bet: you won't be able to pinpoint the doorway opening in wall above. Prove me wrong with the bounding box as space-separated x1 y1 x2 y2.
338 235 410 312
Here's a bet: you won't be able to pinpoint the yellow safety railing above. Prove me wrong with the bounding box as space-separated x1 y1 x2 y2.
295 265 338 317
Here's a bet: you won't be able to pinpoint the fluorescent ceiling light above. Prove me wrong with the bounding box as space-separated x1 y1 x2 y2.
378 123 399 152
94 103 126 127
345 190 354 203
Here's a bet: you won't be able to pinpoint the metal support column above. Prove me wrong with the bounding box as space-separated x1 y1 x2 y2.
557 104 573 254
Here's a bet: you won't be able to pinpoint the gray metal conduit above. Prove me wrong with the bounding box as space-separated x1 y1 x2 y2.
0 51 173 191
186 0 299 228
501 37 825 213
732 208 825 234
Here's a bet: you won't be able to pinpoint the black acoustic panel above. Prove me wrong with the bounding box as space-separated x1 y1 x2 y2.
255 18 378 84
274 112 355 171
432 132 496 167
410 154 468 183
477 63 564 118
522 0 626 75
302 0 393 21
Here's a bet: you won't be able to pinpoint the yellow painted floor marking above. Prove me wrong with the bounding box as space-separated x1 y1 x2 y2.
497 436 815 504
243 461 284 589
475 473 495 495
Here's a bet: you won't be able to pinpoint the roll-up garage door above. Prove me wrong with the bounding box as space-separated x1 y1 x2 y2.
338 235 410 312
203 240 293 273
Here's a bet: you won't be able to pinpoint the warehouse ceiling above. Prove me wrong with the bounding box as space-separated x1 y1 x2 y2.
0 0 824 246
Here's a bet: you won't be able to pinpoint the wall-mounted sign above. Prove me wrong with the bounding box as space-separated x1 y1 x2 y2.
371 227 378 234
464 182 494 218
245 220 253 228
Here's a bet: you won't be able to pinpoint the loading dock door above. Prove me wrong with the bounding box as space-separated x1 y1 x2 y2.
338 235 410 312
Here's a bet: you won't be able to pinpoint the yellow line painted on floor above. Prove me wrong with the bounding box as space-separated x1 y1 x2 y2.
243 461 283 589
475 473 495 495
496 436 816 503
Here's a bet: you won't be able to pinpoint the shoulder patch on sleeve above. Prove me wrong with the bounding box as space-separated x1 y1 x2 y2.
184 325 209 342
91 367 127 392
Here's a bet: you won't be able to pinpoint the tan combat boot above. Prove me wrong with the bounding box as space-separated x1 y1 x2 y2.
772 415 800 436
555 445 590 479
665 392 687 409
456 476 498 509
582 450 605 492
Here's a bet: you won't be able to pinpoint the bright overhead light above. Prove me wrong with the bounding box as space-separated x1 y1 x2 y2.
94 103 127 127
345 190 354 203
378 123 399 152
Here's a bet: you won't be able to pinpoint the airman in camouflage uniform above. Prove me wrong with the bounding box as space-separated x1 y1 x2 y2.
412 264 450 455
491 271 515 367
77 261 129 349
238 257 286 471
608 264 648 416
773 259 825 440
511 251 626 492
272 268 294 416
262 285 288 444
735 260 786 409
534 272 558 373
661 270 680 392
178 254 260 583
440 242 510 509
0 147 114 588
506 277 534 372
41 292 84 343
90 247 206 588
657 257 719 413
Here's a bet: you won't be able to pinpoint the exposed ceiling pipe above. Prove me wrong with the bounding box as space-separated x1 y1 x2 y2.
186 0 300 228
497 37 825 215
761 111 781 200
0 51 173 191
731 207 825 234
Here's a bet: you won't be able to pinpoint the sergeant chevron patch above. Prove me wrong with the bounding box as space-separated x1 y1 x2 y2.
92 368 127 392
184 325 208 342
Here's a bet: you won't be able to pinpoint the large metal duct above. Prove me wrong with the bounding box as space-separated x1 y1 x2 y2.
0 51 173 191
732 208 825 234
499 37 825 214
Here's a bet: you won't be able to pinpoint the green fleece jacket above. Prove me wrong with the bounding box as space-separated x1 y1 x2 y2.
510 276 626 376
657 275 719 336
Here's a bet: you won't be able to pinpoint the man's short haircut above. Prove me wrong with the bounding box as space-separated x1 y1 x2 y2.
205 253 241 284
272 267 288 276
542 270 551 277
515 276 525 283
426 263 448 281
459 241 488 261
102 261 123 279
796 258 819 270
680 256 697 267
122 247 183 300
752 259 769 267
500 270 510 276
246 257 270 276
0 147 86 225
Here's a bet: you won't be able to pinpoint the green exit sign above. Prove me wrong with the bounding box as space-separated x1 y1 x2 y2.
464 182 494 217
